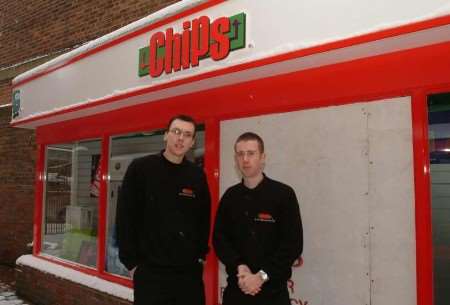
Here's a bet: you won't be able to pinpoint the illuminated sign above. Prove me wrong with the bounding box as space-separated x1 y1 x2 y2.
12 90 20 119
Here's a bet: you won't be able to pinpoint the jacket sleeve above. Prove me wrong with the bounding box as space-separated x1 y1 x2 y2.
262 187 303 282
213 191 246 274
199 170 212 260
116 159 140 271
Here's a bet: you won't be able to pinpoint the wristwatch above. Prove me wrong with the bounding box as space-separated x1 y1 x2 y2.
258 270 269 282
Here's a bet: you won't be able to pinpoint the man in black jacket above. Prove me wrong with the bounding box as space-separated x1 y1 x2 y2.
213 132 303 305
116 114 211 305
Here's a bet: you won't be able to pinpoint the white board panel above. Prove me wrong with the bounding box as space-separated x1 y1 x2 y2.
218 97 416 305
366 100 416 305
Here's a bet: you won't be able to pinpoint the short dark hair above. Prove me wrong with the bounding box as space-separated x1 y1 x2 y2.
234 132 265 153
167 114 197 137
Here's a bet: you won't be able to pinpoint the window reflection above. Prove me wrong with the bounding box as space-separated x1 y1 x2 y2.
43 140 100 267
106 127 204 277
428 93 450 305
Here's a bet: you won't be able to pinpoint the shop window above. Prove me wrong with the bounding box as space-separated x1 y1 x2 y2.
42 140 101 268
105 127 205 277
428 93 450 305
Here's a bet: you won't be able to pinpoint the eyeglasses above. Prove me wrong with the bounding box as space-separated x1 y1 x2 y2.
169 127 194 139
235 150 258 159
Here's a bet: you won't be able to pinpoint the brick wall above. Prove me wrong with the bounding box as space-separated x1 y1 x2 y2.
0 105 35 265
0 80 12 105
16 264 132 305
0 0 178 68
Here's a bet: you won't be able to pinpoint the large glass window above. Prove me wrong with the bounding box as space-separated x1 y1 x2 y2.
428 93 450 305
42 140 101 268
105 127 205 276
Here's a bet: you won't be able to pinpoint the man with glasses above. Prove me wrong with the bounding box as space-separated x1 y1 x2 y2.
116 114 211 305
213 132 303 305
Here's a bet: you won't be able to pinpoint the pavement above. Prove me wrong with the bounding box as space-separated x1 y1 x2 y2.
0 265 34 305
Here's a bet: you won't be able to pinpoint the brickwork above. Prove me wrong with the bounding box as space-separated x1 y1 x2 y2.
16 264 131 305
0 106 35 265
0 80 11 106
0 0 178 68
1 264 37 305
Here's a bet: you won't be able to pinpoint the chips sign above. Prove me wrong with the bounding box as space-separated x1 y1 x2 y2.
138 13 246 78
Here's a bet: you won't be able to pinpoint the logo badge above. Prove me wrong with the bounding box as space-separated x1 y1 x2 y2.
12 90 21 119
179 187 196 198
254 212 275 223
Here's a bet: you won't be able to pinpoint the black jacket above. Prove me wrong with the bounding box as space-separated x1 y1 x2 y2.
213 175 303 288
116 152 211 271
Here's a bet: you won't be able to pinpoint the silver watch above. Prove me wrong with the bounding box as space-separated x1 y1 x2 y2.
258 270 269 282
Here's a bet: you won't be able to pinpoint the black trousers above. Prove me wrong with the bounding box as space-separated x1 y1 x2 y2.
222 282 290 305
133 264 205 305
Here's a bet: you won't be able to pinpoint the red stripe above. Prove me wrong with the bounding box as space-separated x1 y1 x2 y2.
33 144 45 255
203 118 220 305
97 137 109 274
411 91 434 305
30 40 450 144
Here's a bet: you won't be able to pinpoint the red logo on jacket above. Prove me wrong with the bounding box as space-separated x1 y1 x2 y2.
179 188 196 198
254 212 275 223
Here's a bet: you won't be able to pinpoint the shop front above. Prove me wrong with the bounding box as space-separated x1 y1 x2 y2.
11 1 450 305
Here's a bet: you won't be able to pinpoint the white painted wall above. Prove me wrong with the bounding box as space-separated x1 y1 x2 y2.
219 97 416 305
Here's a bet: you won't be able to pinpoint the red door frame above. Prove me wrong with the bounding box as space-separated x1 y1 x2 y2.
30 40 450 305
412 90 434 305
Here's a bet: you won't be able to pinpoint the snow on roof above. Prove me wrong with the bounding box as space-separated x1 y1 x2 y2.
16 255 133 301
12 0 206 85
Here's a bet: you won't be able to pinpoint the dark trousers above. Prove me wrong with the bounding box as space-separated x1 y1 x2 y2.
133 264 205 305
222 282 290 305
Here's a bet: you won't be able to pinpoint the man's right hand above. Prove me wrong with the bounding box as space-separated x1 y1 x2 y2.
237 264 251 289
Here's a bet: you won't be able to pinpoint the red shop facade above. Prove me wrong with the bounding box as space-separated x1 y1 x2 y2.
11 1 450 305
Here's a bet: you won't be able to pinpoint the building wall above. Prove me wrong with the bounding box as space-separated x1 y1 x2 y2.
16 264 131 305
0 0 179 69
0 105 35 265
0 0 179 265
